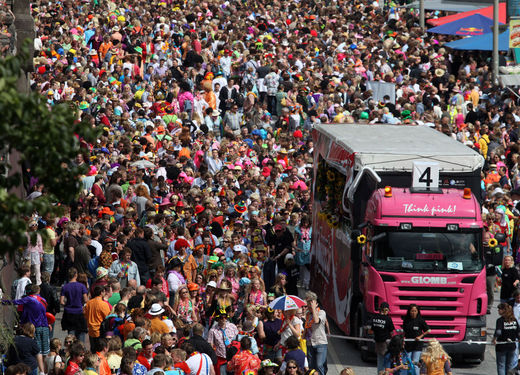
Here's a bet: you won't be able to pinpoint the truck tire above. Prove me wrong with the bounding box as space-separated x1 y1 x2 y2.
351 307 362 349
360 346 371 362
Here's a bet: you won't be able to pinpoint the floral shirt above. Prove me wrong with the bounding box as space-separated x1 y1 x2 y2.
207 322 239 358
227 350 261 375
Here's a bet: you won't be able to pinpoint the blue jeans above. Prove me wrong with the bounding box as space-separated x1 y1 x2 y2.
377 353 386 374
410 351 421 375
307 344 328 375
496 349 516 375
515 344 519 369
42 253 55 275
68 330 86 343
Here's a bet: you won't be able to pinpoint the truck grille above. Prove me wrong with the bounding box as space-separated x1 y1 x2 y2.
399 296 457 302
399 305 457 311
398 286 459 292
390 282 467 341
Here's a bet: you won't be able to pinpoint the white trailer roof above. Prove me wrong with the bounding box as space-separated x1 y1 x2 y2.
315 123 484 173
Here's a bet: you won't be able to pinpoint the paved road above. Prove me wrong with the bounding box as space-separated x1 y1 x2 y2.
326 295 501 375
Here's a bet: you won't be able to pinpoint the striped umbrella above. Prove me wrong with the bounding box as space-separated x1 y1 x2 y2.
268 295 307 311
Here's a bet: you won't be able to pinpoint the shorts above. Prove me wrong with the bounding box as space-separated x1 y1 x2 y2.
35 326 50 355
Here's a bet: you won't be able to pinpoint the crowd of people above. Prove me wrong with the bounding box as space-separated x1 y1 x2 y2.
5 0 520 373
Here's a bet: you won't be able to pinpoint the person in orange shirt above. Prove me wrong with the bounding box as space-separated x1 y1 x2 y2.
175 239 197 283
143 124 156 149
84 284 111 351
98 36 113 62
148 303 170 334
95 338 111 375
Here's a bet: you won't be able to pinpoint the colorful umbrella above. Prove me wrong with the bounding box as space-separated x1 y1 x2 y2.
428 3 506 27
427 14 500 36
269 295 307 311
444 29 510 51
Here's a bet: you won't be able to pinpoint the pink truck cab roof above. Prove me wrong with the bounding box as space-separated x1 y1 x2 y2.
365 188 482 228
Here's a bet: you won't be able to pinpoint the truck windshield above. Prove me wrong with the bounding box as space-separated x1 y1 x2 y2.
372 229 483 273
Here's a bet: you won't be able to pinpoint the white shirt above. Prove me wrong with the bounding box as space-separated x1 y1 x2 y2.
186 353 212 375
167 271 184 293
514 302 520 323
280 316 303 345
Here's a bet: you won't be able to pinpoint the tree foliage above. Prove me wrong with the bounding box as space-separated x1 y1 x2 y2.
0 40 99 254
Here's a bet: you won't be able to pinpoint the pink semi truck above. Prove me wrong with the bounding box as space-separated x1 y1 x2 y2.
311 124 487 360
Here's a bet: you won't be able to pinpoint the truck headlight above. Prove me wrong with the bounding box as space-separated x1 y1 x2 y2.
467 327 486 337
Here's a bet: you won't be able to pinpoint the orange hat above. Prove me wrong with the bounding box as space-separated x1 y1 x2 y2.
179 147 191 159
188 282 200 291
98 206 115 218
157 125 165 134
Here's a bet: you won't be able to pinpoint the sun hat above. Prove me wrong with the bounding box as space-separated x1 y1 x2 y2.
98 207 115 218
239 277 251 287
148 303 165 316
187 283 200 292
261 360 279 368
207 281 218 289
261 166 271 177
434 68 445 77
214 308 228 319
233 245 248 253
166 257 183 269
96 267 108 280
234 201 247 214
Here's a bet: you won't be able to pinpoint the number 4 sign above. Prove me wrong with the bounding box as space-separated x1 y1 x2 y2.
412 162 439 190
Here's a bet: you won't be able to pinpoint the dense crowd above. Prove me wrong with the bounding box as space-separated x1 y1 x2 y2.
6 0 520 374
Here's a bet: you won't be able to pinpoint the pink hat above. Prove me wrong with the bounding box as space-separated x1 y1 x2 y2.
290 180 308 191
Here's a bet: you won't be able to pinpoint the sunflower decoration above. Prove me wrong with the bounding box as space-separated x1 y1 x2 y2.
329 214 340 228
357 234 367 244
488 238 498 248
327 169 336 182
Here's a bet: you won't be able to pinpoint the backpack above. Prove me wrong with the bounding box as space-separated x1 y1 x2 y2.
88 256 99 278
184 99 193 112
11 278 19 300
100 315 124 338
226 340 241 361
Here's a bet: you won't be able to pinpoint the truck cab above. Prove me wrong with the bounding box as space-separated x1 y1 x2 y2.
359 187 487 359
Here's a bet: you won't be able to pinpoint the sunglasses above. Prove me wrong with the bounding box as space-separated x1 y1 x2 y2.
288 367 297 369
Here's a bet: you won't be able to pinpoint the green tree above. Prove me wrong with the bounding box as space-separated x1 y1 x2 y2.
0 41 99 255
